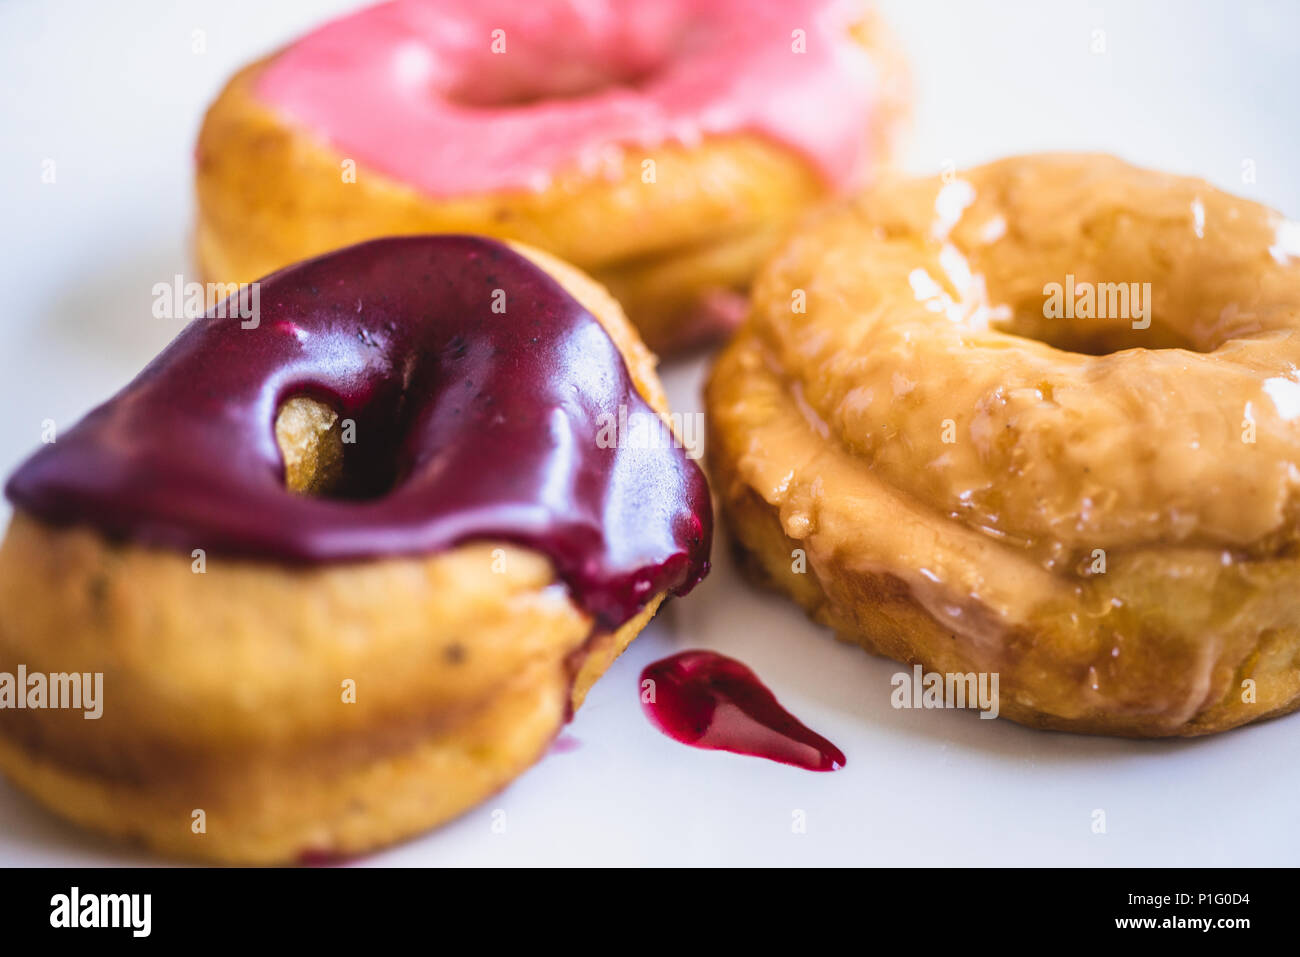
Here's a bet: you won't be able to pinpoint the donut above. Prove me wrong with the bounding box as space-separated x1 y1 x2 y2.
706 153 1300 737
0 236 711 862
194 0 907 354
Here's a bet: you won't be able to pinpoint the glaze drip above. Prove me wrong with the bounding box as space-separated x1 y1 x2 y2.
641 650 845 771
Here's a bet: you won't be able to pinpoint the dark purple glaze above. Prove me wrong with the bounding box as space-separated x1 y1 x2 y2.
5 236 711 627
641 651 845 771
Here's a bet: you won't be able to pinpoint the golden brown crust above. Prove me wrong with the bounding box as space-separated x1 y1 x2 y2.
0 513 665 862
706 153 1300 737
0 244 675 862
193 7 907 354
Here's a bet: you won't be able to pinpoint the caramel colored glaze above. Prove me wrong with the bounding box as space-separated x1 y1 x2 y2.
707 154 1300 736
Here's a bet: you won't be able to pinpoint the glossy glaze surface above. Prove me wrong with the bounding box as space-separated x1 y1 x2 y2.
6 236 712 628
753 154 1300 558
707 154 1300 734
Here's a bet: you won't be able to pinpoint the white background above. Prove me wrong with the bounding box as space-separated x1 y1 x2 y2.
0 0 1297 865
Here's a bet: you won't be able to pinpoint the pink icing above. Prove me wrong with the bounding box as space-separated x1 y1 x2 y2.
253 0 879 196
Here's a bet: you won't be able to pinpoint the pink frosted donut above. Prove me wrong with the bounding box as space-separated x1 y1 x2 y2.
195 0 907 352
256 0 881 195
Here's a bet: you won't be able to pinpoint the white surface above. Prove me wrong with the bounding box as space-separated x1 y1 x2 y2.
1 0 1297 866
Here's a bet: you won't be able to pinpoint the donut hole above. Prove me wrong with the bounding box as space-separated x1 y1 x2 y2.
990 306 1204 355
444 56 663 109
437 14 690 109
965 215 1223 355
274 395 401 500
974 263 1214 354
275 396 346 496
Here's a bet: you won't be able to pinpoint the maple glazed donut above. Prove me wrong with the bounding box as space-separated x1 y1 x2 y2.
706 153 1300 737
0 236 711 863
194 0 907 354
